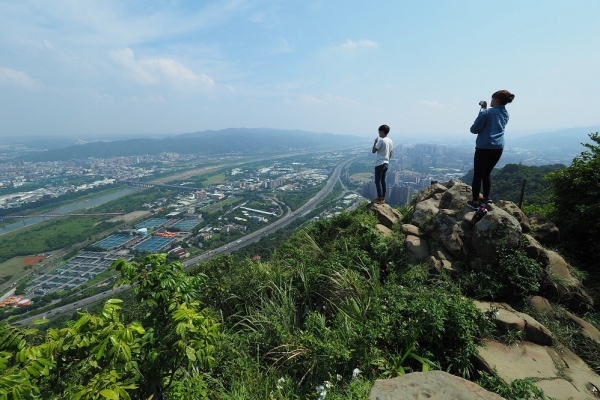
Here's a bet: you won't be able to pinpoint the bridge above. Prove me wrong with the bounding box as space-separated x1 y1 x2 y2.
0 212 125 220
120 180 204 191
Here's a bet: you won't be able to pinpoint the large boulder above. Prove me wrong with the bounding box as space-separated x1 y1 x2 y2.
544 249 593 306
474 300 554 345
368 371 503 400
475 339 600 399
471 207 522 264
438 181 472 210
426 210 466 258
367 203 403 228
405 235 430 261
496 200 531 233
411 198 440 229
522 234 550 266
529 214 560 246
401 224 422 237
416 183 447 203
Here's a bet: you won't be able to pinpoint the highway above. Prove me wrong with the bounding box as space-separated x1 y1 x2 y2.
15 156 358 326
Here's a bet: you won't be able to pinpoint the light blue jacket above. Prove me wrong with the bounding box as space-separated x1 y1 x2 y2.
470 105 509 149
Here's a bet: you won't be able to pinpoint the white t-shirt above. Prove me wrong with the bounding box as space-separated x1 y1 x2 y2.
375 137 393 166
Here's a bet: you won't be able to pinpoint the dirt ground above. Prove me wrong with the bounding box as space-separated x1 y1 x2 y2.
23 255 47 266
107 210 151 223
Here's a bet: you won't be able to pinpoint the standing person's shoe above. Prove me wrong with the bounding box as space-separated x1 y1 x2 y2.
371 198 380 203
379 199 386 204
482 198 493 204
467 200 480 210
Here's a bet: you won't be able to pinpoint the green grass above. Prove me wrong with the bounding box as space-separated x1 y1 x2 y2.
200 197 244 212
202 173 226 185
0 257 25 280
0 217 119 265
350 172 372 183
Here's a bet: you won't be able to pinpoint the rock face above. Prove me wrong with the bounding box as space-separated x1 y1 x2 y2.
367 203 403 228
368 371 503 400
365 181 600 400
475 340 600 400
529 214 560 246
471 205 522 264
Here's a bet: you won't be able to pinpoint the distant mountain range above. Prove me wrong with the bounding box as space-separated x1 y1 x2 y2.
510 125 599 150
16 128 362 162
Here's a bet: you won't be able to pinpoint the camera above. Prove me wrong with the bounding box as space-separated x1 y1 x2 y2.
479 100 486 106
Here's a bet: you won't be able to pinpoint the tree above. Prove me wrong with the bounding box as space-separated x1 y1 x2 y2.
546 132 600 264
113 253 219 398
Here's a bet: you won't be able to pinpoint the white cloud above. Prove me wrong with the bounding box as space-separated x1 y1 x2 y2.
339 39 378 50
110 48 214 91
285 93 359 106
42 39 54 50
272 37 294 54
0 67 37 89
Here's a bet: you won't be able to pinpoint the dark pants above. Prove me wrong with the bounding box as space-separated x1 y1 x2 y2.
472 148 503 201
374 163 389 199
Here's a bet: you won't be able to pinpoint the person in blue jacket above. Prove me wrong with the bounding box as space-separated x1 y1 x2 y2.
467 90 515 210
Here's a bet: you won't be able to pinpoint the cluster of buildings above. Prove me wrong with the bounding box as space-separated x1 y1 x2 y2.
0 178 116 210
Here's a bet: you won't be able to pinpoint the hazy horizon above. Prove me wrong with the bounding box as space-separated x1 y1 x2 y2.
1 1 599 139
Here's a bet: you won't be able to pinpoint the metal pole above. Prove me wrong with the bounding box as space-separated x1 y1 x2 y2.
518 179 527 209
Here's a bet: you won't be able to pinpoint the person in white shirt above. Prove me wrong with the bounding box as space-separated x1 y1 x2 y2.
371 124 393 204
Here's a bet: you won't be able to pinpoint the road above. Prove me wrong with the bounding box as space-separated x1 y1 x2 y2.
15 156 358 326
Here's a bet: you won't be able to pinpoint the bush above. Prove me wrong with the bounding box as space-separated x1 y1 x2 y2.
546 132 600 265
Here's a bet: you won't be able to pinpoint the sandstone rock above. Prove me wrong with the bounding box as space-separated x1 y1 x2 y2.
405 235 430 261
522 234 550 266
375 224 392 237
547 347 600 399
429 242 454 261
426 256 461 275
474 300 554 345
475 340 600 399
565 311 600 345
411 198 440 229
544 250 594 306
529 214 560 246
438 178 461 189
496 200 531 233
367 203 403 228
402 224 422 237
438 182 472 210
416 183 447 203
528 295 556 317
471 207 522 264
368 371 503 400
475 340 558 381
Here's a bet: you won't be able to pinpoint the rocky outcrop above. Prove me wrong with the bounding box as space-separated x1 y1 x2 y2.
365 182 599 400
368 371 503 400
367 203 403 228
496 200 531 233
475 340 600 400
529 214 560 246
474 300 554 345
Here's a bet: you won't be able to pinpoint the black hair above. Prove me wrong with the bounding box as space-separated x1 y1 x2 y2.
378 125 390 135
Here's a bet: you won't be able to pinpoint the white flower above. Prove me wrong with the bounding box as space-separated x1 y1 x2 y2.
324 380 332 388
352 368 362 379
336 374 342 382
316 385 327 400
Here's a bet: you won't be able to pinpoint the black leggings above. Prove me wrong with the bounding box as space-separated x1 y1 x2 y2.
471 148 503 201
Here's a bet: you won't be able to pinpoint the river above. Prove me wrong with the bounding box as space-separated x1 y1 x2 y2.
0 187 138 236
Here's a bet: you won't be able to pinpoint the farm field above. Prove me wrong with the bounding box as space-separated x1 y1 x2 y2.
349 172 372 183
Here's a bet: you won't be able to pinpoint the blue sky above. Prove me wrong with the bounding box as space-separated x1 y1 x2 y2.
0 1 599 140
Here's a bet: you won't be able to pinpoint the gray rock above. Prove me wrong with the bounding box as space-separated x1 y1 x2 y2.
471 207 522 264
416 183 447 203
405 235 430 261
528 295 556 317
522 234 549 266
496 200 531 233
438 182 472 210
375 224 392 237
411 198 440 229
474 300 554 346
367 203 403 228
529 214 560 246
368 371 503 400
545 249 594 306
401 224 422 237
